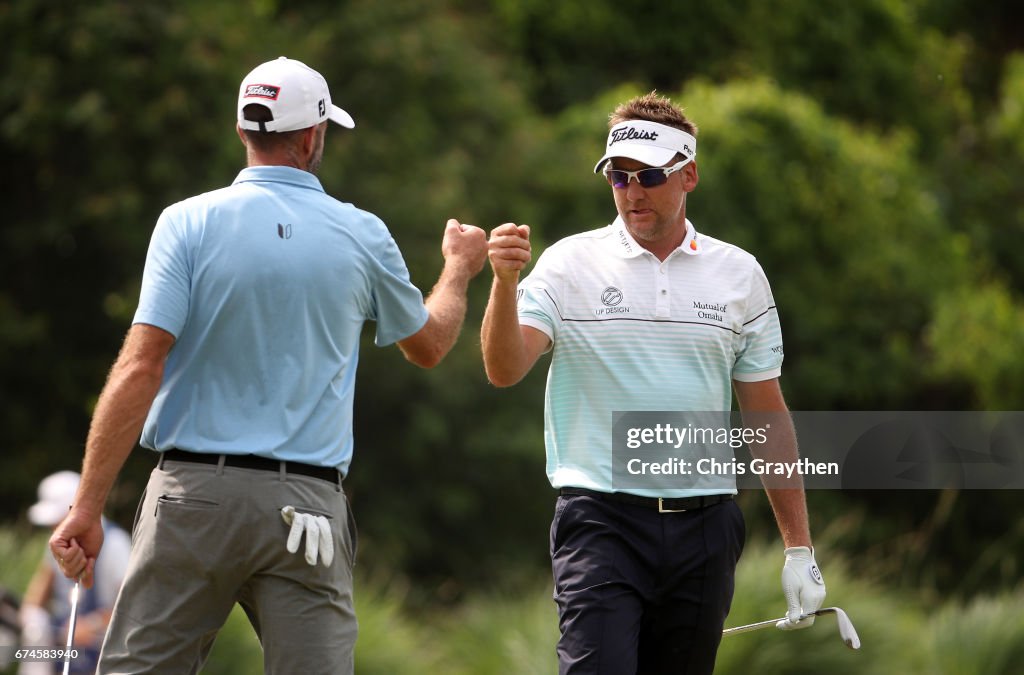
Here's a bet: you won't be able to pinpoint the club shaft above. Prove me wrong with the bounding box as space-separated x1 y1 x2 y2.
722 616 784 635
723 609 825 634
63 580 80 675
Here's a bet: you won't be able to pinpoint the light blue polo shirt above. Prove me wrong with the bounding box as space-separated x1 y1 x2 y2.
517 217 784 497
134 166 429 475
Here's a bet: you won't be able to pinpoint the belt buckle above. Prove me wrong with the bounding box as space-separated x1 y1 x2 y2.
658 497 686 513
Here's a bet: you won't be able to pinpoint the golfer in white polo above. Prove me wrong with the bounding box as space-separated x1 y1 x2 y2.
482 92 826 674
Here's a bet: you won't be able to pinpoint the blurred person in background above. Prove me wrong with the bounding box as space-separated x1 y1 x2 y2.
19 471 129 674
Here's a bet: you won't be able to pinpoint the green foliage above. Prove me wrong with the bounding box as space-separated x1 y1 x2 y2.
348 341 552 591
350 577 447 674
928 283 1024 408
9 532 1024 674
942 53 1024 300
3 0 1024 614
926 593 1024 675
0 527 49 596
670 77 969 409
487 0 973 147
0 0 253 507
200 605 265 675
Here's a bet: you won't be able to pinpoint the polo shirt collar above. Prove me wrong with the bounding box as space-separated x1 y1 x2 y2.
233 165 326 193
608 216 703 258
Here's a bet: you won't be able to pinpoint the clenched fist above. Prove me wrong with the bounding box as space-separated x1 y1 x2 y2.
488 223 531 282
442 219 488 279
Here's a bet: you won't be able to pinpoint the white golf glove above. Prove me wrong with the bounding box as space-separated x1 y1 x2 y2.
777 546 826 630
281 506 334 567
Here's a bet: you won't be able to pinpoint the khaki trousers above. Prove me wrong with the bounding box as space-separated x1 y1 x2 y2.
98 459 357 674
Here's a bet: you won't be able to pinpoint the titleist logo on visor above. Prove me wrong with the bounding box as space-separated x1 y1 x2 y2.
609 126 659 145
245 84 281 100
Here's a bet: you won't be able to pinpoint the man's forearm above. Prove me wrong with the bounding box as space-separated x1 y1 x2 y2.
423 262 473 348
481 275 529 386
747 412 812 548
76 336 166 519
763 485 812 549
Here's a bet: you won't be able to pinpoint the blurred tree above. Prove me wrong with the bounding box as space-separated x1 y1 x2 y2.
2 0 1022 599
671 77 970 409
928 283 1024 408
484 0 973 154
0 0 256 510
922 0 1024 101
939 54 1024 295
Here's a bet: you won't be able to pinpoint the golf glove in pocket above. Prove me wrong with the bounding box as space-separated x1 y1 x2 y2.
777 546 826 630
281 506 334 567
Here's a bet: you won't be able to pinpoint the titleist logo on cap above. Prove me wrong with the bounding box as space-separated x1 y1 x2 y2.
609 126 659 146
245 84 281 100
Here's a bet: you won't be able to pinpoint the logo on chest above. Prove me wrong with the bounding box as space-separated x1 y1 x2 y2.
693 300 727 323
596 286 631 316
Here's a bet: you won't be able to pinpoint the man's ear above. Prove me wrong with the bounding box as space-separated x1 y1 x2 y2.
301 125 319 156
236 124 248 147
683 162 699 192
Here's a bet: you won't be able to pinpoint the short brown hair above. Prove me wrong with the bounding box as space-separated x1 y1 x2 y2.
609 91 698 137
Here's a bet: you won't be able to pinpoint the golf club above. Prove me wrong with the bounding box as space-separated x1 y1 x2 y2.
62 579 80 675
723 606 861 650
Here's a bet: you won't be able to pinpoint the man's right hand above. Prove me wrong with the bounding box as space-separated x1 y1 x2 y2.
49 510 104 588
442 219 488 279
488 222 532 282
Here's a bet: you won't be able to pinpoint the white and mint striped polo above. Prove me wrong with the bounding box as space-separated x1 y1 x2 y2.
518 217 783 497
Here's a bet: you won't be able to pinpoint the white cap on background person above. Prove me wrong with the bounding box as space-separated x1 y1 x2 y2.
594 119 696 173
28 471 81 526
237 56 355 132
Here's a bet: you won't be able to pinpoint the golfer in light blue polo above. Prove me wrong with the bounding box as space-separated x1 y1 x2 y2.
49 56 488 674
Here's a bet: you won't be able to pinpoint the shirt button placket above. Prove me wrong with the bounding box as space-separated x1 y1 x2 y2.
655 262 671 318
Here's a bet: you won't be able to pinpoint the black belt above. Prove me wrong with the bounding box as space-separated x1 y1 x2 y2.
558 487 734 513
160 449 340 484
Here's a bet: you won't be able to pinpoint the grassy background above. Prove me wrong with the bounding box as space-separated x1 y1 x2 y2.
4 526 1024 674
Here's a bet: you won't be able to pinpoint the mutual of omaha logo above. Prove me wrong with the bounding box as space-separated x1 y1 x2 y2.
601 287 623 307
693 300 727 323
245 84 281 100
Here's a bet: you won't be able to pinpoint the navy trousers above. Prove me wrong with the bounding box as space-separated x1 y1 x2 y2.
550 493 745 675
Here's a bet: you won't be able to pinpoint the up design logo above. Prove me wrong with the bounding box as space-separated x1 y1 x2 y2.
596 287 630 316
601 287 623 307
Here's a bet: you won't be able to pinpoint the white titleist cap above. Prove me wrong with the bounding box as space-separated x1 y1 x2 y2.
28 471 80 526
238 56 355 132
594 119 696 173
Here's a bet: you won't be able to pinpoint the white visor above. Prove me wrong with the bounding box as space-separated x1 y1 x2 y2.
594 120 696 173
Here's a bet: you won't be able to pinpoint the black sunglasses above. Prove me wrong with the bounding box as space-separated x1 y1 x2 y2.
604 159 690 189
